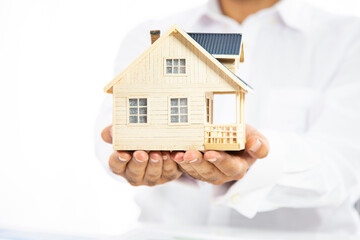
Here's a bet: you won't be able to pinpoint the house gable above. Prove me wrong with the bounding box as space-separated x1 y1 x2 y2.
104 25 253 94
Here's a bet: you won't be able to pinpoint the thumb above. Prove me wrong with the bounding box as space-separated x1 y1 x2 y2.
245 126 269 159
101 124 113 144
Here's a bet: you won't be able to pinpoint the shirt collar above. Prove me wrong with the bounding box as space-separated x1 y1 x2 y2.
198 0 311 32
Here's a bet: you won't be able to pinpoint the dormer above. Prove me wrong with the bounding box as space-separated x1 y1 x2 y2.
188 33 244 76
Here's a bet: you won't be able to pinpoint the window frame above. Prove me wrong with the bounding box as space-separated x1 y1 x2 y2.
168 96 190 125
163 57 188 76
126 96 149 126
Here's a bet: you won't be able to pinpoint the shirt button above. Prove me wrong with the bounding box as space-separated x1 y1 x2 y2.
231 194 241 204
270 17 277 25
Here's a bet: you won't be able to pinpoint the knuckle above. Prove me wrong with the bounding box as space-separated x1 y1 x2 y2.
144 179 158 186
108 158 121 174
233 170 246 180
146 172 160 180
211 180 224 185
125 166 140 178
205 175 220 183
127 179 140 186
187 171 199 178
223 166 241 177
163 168 176 176
163 173 177 181
199 170 215 178
163 171 180 181
125 171 139 183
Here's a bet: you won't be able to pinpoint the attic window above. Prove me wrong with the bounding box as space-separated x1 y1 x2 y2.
165 59 186 74
129 98 147 124
170 98 188 123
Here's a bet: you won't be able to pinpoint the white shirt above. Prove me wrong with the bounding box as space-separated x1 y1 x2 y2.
95 0 360 235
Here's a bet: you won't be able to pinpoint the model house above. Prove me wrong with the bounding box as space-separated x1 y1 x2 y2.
104 25 253 151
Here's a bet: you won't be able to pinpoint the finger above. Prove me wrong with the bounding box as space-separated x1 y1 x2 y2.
183 150 223 184
161 151 182 181
108 151 132 176
125 151 149 186
203 151 247 178
245 124 269 159
101 125 112 144
143 151 163 186
246 136 269 159
172 151 202 180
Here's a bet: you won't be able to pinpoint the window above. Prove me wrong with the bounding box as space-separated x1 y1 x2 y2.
170 98 188 123
129 98 147 124
165 58 186 74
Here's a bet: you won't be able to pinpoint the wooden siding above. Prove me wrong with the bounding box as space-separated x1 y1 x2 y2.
113 84 205 150
112 31 243 150
115 32 240 91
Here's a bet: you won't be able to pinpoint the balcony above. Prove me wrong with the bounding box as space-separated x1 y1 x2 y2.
204 124 244 151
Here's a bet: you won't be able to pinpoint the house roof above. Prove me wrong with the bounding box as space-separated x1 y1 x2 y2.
104 25 253 94
188 33 242 55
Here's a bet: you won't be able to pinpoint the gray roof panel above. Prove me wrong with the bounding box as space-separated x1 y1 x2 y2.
187 32 242 55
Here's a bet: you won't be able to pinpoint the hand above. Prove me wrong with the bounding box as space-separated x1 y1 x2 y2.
172 124 269 185
101 125 183 186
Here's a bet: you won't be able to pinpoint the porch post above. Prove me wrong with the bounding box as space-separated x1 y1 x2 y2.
236 91 241 124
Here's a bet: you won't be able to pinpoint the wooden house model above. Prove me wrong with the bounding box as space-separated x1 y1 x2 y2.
104 25 253 151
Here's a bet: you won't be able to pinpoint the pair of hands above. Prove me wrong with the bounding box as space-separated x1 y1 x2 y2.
101 124 269 186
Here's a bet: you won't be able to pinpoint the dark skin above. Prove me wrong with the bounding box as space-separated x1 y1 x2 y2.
101 0 277 187
101 124 269 186
219 0 280 24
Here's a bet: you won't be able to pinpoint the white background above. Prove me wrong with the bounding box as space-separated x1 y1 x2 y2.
0 0 359 237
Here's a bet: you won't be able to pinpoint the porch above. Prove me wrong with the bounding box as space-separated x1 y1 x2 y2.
203 91 245 151
204 124 244 150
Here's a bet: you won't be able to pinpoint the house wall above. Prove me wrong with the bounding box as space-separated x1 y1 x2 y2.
112 88 205 150
112 31 242 150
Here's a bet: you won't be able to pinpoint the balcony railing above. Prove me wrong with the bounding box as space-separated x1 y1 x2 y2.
204 124 243 150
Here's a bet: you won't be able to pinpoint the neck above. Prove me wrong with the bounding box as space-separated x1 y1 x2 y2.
219 0 280 24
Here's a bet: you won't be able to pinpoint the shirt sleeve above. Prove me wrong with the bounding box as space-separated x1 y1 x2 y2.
214 28 360 219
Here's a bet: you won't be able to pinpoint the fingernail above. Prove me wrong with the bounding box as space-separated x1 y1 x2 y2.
134 156 144 163
110 127 113 137
162 155 168 160
189 158 198 163
150 158 159 163
118 156 127 162
249 139 262 152
207 158 217 162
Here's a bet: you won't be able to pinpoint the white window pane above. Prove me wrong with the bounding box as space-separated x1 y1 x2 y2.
180 98 187 106
180 107 187 114
129 99 138 106
129 116 138 123
173 67 178 74
129 107 138 114
171 116 179 123
139 107 147 114
180 67 186 74
139 98 147 106
180 59 186 66
171 107 178 114
166 59 172 66
180 115 188 123
166 67 172 74
171 98 178 106
139 116 147 123
173 59 179 66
